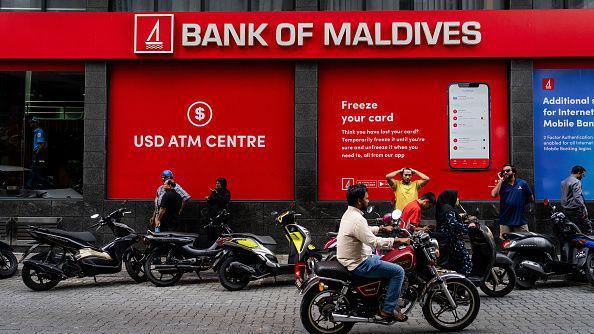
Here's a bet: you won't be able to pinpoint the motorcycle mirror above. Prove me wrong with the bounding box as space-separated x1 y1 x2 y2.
90 214 100 219
391 209 402 221
366 206 374 214
543 198 549 206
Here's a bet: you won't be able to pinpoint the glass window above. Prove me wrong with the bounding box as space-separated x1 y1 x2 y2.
0 71 84 199
158 0 202 11
113 0 295 12
112 0 154 11
320 0 506 10
567 0 594 8
0 0 42 11
0 0 85 11
46 0 85 11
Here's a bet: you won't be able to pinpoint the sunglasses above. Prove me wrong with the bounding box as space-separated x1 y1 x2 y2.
502 169 513 173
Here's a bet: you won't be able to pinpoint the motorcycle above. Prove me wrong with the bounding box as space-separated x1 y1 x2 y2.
502 199 594 288
300 210 480 333
20 206 146 291
457 209 516 297
216 206 320 291
142 209 233 287
0 240 18 279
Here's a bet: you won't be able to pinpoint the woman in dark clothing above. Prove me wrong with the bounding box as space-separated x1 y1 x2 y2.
205 178 231 244
434 190 475 276
206 177 231 218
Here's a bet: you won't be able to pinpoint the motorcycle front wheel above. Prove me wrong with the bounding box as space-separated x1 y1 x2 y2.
300 286 354 334
144 247 183 287
0 249 18 278
480 263 516 297
124 247 147 283
422 277 480 332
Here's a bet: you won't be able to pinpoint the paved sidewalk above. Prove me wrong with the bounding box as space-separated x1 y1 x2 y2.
0 270 593 334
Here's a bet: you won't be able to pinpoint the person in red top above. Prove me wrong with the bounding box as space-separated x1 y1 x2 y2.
400 192 436 231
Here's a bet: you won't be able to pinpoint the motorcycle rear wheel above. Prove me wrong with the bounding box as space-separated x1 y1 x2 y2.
144 248 183 287
0 249 18 279
21 253 61 291
585 252 594 286
480 263 516 297
422 277 480 332
300 287 354 334
218 257 250 291
512 255 538 290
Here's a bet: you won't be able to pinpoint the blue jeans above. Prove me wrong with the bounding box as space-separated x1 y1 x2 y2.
352 255 405 313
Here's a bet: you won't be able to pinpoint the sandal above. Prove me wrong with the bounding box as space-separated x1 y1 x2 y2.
378 309 408 322
394 310 408 322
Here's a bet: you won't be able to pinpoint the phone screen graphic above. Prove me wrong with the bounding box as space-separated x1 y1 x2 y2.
448 83 490 170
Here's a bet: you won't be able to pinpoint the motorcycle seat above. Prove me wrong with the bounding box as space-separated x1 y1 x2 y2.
181 244 221 257
232 233 277 246
314 260 350 281
45 228 96 243
148 231 200 239
503 232 540 240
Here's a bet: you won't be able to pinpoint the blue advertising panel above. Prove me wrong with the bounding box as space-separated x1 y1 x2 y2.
534 68 594 200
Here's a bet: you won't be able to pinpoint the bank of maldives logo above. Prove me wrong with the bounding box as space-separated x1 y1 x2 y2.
134 14 174 54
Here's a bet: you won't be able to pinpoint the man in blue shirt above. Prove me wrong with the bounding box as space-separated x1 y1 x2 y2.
491 163 534 239
26 118 47 189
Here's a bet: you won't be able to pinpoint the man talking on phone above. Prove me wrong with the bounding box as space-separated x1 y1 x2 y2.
491 163 534 239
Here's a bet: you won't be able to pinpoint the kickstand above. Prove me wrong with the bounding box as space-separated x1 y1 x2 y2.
196 271 202 281
93 276 98 283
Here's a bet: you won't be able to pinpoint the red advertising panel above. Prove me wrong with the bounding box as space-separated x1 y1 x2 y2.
318 61 508 201
108 62 294 200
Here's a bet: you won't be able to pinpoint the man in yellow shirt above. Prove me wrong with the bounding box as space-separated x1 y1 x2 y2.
386 167 430 211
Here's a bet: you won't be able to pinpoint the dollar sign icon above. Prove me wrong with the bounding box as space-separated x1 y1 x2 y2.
194 107 206 121
187 101 213 127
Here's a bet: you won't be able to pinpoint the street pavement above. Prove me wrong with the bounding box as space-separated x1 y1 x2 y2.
0 270 593 334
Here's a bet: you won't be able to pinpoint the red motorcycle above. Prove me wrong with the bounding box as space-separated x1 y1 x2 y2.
299 210 480 333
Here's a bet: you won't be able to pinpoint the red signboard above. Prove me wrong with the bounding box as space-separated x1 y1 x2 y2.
107 61 295 200
318 60 508 201
1 10 594 59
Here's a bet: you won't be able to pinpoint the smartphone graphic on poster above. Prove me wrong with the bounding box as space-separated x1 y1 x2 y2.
448 83 490 170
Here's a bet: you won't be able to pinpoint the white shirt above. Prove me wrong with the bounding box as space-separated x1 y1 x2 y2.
337 206 395 271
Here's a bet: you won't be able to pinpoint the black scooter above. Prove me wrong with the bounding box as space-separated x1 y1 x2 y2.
20 207 146 291
463 214 516 297
502 200 594 288
0 240 18 279
142 209 233 287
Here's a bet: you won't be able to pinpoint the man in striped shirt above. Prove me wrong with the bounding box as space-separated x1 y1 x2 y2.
151 170 191 228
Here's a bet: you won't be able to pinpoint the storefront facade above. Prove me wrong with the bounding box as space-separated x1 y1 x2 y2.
1 0 593 249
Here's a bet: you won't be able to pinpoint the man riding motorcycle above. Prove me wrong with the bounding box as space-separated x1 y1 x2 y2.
337 183 411 321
